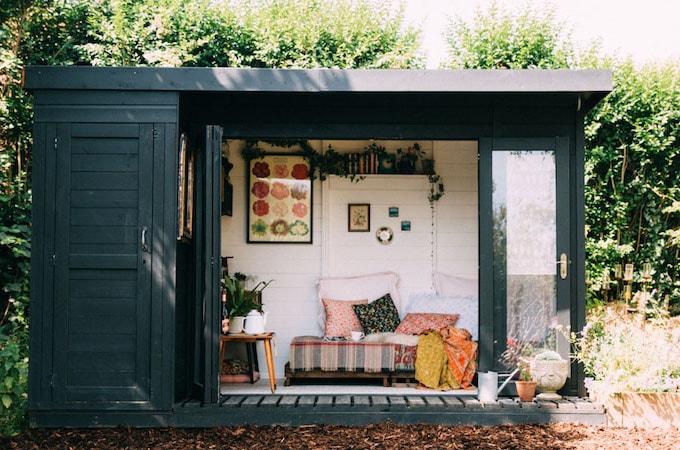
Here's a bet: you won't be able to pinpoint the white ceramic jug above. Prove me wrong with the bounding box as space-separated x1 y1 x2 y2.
243 309 268 335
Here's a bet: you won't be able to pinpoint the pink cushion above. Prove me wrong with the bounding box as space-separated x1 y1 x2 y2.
395 312 459 335
323 298 367 337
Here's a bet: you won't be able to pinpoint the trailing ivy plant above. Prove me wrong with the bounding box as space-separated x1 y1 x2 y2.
240 140 445 202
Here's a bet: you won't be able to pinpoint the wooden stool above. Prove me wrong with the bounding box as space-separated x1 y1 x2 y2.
220 332 276 393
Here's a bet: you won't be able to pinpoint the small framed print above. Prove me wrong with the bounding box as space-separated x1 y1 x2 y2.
348 203 370 232
401 220 411 231
389 206 399 217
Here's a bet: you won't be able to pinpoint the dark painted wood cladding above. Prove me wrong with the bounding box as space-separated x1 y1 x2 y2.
29 89 179 413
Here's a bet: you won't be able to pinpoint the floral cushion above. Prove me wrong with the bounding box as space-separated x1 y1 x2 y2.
322 298 367 337
395 312 460 335
352 294 401 335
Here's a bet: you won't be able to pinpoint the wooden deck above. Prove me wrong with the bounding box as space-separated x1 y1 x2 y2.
174 394 606 427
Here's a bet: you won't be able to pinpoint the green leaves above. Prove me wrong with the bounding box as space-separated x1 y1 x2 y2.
444 1 574 70
585 60 680 308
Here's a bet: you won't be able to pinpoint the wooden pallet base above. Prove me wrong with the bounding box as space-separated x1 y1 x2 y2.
285 362 415 388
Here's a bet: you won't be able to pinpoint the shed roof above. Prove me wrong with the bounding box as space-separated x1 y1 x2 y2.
23 66 612 111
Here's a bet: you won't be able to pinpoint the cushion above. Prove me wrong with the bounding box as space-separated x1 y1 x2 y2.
395 312 459 335
404 292 479 341
316 272 401 330
352 294 401 334
322 298 367 337
433 272 478 298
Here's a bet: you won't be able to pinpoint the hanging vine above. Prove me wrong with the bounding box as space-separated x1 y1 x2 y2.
240 139 445 202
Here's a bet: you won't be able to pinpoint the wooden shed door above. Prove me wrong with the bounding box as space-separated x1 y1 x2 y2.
51 123 155 405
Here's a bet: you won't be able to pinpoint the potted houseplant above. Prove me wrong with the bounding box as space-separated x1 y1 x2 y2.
396 143 425 174
222 272 273 333
515 361 537 402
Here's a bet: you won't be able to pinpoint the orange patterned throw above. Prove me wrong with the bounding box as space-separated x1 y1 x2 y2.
440 326 477 389
415 326 477 390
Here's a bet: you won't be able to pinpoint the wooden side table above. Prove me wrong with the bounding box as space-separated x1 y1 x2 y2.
220 332 276 393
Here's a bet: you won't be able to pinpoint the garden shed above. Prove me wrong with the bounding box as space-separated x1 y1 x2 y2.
24 66 611 427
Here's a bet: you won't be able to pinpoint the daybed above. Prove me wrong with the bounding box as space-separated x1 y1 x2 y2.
284 272 479 387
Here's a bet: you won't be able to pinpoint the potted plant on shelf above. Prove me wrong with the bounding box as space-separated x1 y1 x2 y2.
222 272 273 334
515 361 537 402
396 143 425 174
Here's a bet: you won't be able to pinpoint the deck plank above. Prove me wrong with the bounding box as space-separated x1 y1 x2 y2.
278 395 298 406
335 395 352 406
441 396 465 408
371 396 389 406
260 396 280 406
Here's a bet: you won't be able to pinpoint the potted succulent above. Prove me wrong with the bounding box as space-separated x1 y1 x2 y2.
515 361 537 402
222 272 273 333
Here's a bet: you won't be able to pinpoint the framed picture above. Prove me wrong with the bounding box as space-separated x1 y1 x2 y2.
176 133 194 241
247 153 313 243
389 206 399 217
348 203 370 232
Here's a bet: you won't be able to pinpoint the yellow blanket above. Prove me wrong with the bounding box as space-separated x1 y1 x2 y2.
415 326 478 390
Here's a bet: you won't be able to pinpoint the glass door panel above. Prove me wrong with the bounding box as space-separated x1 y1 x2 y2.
492 151 558 369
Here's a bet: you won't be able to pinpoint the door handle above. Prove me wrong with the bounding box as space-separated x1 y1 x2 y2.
141 227 149 253
558 253 568 279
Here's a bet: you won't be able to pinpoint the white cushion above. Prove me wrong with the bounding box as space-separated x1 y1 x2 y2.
316 272 401 331
433 272 478 298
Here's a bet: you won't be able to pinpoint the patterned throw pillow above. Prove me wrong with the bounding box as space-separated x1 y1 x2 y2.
352 294 401 334
395 312 459 335
322 298 367 337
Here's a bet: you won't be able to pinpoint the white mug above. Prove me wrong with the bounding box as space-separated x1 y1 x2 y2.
350 331 365 342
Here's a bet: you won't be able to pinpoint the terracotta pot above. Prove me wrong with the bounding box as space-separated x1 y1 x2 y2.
515 381 537 402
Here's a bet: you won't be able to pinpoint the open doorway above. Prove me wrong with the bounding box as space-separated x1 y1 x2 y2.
217 139 479 395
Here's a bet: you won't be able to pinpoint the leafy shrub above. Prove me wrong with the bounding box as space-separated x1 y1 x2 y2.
574 300 680 397
0 332 28 436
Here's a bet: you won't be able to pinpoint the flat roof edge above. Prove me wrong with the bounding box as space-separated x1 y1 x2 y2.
23 66 612 95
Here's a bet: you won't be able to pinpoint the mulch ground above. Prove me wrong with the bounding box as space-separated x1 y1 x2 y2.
2 422 679 449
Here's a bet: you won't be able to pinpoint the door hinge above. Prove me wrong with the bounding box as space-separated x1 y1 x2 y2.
152 128 158 139
210 256 216 266
52 254 56 266
54 137 58 150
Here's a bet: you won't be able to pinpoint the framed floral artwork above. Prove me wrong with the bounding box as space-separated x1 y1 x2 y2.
247 153 312 243
348 203 370 232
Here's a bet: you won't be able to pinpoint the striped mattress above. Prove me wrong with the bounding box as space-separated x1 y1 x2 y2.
288 336 417 373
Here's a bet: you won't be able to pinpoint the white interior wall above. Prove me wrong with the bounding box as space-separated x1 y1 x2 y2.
220 140 478 378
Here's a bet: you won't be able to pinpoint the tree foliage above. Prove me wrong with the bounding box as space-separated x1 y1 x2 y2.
444 1 574 69
585 60 680 308
443 2 680 311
